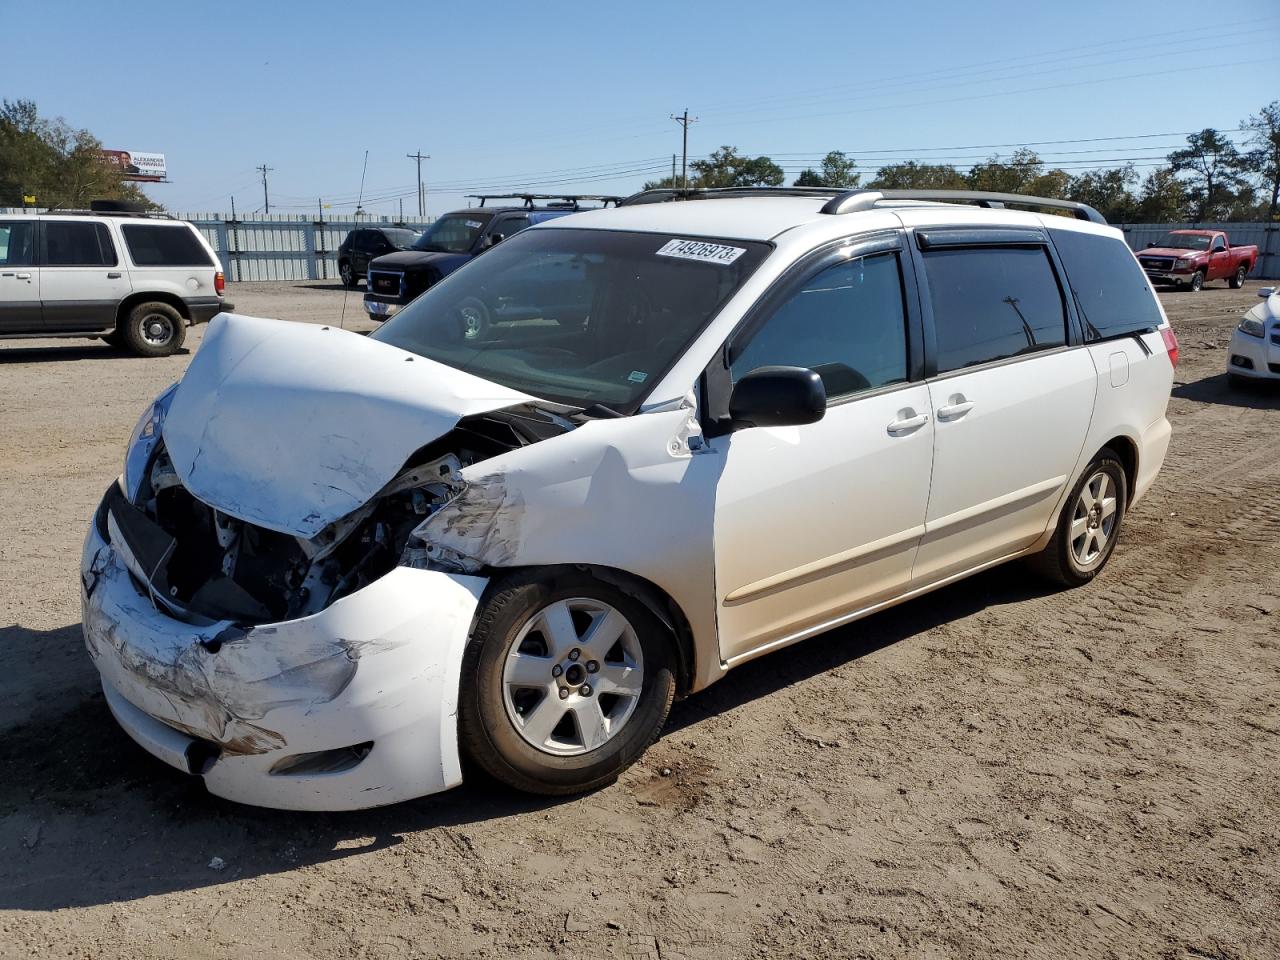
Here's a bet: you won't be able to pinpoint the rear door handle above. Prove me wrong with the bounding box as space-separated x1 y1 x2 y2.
887 410 929 435
107 271 122 279
937 395 976 421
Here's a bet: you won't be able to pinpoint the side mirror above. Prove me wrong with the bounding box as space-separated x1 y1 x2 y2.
485 233 506 248
1146 242 1156 248
728 366 826 431
1259 287 1275 298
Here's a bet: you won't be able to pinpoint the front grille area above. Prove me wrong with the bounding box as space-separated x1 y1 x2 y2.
369 271 402 296
1270 331 1280 345
1140 257 1175 271
1270 363 1280 375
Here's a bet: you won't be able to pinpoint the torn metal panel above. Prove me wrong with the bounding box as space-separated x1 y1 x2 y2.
416 404 724 689
81 521 487 810
163 313 534 539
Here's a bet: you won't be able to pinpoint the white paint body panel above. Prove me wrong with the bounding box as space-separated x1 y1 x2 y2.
82 518 486 811
1226 290 1280 380
710 385 934 660
163 313 534 538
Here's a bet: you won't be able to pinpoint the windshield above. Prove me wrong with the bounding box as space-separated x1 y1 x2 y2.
372 227 771 411
1153 232 1211 251
412 214 491 253
384 227 420 248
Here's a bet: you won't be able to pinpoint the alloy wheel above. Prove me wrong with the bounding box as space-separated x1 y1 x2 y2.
1070 470 1118 569
501 598 644 756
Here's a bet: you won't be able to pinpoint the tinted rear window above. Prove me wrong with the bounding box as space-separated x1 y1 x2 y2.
122 224 214 267
922 246 1067 373
45 221 117 266
1050 229 1163 340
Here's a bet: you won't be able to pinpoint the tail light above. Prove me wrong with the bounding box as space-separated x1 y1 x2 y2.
1160 326 1179 367
214 271 225 296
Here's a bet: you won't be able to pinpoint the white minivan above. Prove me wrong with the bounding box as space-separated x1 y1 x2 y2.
0 206 230 355
81 188 1176 810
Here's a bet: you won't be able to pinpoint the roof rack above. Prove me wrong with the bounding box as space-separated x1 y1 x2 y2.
619 186 844 206
818 189 1107 224
465 193 624 210
38 208 176 219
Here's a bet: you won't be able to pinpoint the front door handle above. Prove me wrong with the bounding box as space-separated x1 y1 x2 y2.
937 394 976 421
107 271 122 279
15 272 32 280
887 410 930 435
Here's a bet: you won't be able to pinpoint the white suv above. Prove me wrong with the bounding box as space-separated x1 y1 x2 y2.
0 207 231 356
81 188 1176 810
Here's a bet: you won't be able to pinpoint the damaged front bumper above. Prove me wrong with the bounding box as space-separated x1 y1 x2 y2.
81 504 487 811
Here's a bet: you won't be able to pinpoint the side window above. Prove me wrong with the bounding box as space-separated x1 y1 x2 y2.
121 224 214 267
0 221 35 266
494 216 531 239
730 251 910 399
922 246 1066 373
369 231 393 253
44 221 117 267
1049 228 1163 341
1211 235 1226 252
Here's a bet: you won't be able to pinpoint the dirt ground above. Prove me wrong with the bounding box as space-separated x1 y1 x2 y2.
1 278 1277 960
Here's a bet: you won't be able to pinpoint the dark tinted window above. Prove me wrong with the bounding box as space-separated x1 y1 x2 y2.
0 221 35 266
731 252 909 398
412 214 490 254
122 224 213 266
492 216 530 239
45 221 117 266
923 246 1066 373
1050 229 1163 341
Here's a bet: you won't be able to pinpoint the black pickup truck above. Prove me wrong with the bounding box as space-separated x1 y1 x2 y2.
361 194 618 322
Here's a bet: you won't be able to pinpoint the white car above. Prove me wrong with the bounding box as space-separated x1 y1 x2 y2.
0 205 230 356
1227 286 1280 382
81 188 1176 810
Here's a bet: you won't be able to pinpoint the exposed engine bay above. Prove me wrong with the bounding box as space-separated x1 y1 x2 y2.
117 405 572 624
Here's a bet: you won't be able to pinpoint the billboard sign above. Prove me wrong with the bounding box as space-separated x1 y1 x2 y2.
101 150 167 182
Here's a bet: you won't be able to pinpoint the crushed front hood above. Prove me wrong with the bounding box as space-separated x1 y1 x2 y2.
163 313 534 539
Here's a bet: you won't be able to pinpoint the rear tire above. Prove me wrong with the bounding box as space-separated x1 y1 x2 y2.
458 569 676 796
120 302 186 357
339 260 355 288
1189 270 1205 292
1029 450 1128 588
1229 265 1247 289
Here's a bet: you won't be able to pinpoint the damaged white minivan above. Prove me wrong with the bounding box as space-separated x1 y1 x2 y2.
82 188 1176 810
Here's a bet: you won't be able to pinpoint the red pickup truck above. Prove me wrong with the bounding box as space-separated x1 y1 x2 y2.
1136 230 1258 292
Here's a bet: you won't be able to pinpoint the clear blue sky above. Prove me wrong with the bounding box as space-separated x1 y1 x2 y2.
3 0 1275 217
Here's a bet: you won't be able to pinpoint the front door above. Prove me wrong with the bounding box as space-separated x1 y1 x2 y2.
40 219 131 330
910 237 1096 585
710 238 934 663
0 219 40 332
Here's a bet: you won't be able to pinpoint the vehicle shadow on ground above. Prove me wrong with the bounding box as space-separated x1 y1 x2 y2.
0 344 187 364
0 564 1053 911
1172 372 1280 410
294 282 359 292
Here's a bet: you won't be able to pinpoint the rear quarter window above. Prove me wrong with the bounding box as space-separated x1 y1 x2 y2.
1049 229 1162 340
122 224 214 267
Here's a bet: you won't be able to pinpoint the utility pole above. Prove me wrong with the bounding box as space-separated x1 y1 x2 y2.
669 109 698 191
257 163 273 214
672 154 677 185
407 151 430 216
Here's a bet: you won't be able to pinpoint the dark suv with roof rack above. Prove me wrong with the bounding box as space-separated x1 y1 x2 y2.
361 194 619 323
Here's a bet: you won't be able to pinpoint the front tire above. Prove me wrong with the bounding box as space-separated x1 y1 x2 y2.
1229 265 1247 289
1189 270 1205 292
120 302 186 357
1029 450 1128 587
458 569 676 796
339 260 355 288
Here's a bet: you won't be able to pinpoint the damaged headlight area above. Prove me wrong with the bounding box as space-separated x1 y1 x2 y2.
122 382 179 502
112 407 561 624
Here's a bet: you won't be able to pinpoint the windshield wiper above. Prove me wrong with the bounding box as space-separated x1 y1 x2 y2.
575 403 625 420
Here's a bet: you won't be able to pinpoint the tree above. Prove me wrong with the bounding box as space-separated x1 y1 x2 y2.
689 146 784 188
793 151 859 188
965 148 1069 198
0 99 157 209
1168 128 1246 221
1134 167 1188 222
867 161 967 189
1067 165 1139 222
1241 100 1280 221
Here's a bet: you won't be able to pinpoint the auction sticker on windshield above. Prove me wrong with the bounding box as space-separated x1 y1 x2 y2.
656 238 746 265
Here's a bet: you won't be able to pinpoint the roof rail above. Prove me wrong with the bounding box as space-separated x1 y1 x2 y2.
818 189 1107 224
465 193 624 209
619 186 845 206
38 208 176 220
